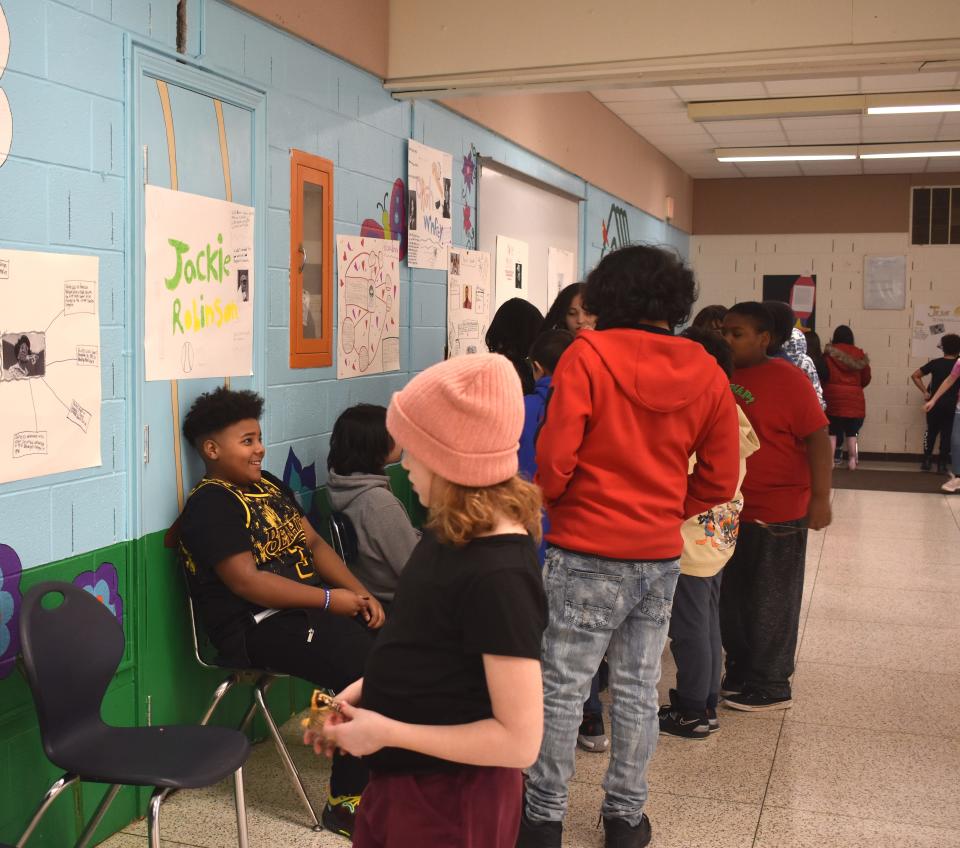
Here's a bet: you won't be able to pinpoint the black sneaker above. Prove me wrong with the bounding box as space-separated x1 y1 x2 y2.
658 704 709 739
705 706 720 733
602 813 652 848
516 810 562 847
722 690 792 711
322 795 360 839
719 675 743 697
577 712 610 753
921 456 933 471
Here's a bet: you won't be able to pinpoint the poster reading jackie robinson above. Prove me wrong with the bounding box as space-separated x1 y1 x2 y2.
144 185 255 380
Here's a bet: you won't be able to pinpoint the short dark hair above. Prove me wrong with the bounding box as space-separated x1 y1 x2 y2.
682 326 734 378
182 386 263 449
763 300 796 352
328 404 392 475
832 325 854 345
529 329 575 375
583 245 697 330
726 301 774 335
691 304 727 330
541 282 586 332
485 298 544 358
941 333 960 356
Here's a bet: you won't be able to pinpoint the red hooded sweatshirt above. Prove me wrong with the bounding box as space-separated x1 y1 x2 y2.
535 327 740 561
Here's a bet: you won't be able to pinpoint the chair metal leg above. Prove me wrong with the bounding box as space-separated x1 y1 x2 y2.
16 773 79 848
146 787 170 848
75 783 121 848
199 673 240 725
233 767 250 848
253 679 322 829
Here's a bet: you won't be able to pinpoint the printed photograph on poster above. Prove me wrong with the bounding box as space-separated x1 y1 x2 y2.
337 235 401 378
547 246 576 308
912 304 960 359
863 255 906 310
495 236 529 310
0 248 101 485
144 186 255 381
762 274 817 331
407 140 453 270
447 248 491 358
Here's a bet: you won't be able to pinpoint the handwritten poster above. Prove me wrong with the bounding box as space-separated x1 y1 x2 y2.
912 303 960 359
495 235 529 310
144 186 254 381
0 247 101 484
407 140 452 270
547 246 576 309
447 248 491 358
337 235 401 378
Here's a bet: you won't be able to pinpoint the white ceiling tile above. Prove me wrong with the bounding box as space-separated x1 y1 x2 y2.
604 100 686 117
861 126 945 143
591 87 679 103
624 111 700 127
861 158 932 174
698 118 785 134
707 130 789 146
673 82 769 101
860 72 959 92
784 128 862 145
922 157 960 171
638 124 713 140
732 162 804 177
798 160 863 176
862 114 944 132
763 77 861 96
780 115 862 132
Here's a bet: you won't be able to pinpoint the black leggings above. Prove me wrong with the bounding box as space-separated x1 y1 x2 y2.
924 406 955 460
244 608 375 797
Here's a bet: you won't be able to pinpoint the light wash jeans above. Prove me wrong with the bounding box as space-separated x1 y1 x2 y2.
525 546 680 826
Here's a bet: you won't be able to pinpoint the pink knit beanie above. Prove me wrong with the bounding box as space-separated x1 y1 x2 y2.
386 354 523 487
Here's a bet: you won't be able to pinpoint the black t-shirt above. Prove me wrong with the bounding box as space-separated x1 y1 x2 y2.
921 357 960 412
360 531 547 775
179 471 322 646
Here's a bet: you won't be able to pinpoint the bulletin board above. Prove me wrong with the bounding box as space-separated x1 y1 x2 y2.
477 159 581 315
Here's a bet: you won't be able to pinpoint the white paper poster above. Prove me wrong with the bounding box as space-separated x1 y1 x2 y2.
912 303 960 360
447 248 491 358
547 246 576 308
0 2 11 169
0 247 101 484
337 235 401 378
863 255 907 310
407 140 452 270
144 186 254 381
495 236 529 310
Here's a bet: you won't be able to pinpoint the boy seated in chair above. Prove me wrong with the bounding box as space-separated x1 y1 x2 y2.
178 386 383 839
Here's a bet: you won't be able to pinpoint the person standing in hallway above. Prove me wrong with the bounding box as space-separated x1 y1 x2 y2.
541 282 597 335
519 245 740 848
823 325 871 470
913 333 960 473
924 352 960 493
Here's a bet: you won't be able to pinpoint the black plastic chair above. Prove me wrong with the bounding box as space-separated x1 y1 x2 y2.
18 582 251 848
329 511 359 565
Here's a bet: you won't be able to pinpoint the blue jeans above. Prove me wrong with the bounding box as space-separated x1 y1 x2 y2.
525 546 680 826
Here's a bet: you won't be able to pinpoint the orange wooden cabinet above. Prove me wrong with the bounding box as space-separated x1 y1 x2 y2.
289 150 334 368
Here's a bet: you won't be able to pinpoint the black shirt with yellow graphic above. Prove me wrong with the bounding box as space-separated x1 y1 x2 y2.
179 471 322 647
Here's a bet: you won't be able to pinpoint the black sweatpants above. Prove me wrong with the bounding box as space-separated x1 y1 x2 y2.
244 608 375 797
668 572 723 714
924 405 954 462
718 520 807 700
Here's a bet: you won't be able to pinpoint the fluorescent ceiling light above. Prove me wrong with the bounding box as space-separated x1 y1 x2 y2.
691 90 960 122
716 145 857 162
860 144 960 158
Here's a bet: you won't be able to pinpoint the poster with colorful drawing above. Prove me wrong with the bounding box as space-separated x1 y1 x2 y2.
0 247 101 484
407 140 452 270
337 235 401 378
447 248 491 358
547 246 576 308
144 186 254 380
495 236 529 311
912 303 960 360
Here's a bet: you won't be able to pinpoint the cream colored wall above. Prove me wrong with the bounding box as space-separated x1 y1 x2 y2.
388 0 960 81
691 234 960 454
443 92 694 232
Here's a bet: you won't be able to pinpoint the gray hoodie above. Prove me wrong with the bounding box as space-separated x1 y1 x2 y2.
326 471 421 603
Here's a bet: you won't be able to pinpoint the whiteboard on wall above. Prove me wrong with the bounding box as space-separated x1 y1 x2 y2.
477 160 581 316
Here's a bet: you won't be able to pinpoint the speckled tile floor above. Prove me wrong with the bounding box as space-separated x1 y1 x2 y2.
99 489 960 847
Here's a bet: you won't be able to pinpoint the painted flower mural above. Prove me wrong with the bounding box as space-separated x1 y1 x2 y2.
0 544 23 680
73 562 123 627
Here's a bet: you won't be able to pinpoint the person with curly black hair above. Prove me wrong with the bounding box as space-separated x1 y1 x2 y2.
541 282 596 335
519 245 740 847
178 386 383 838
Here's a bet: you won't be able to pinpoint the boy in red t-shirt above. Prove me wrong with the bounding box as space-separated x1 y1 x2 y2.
719 302 832 711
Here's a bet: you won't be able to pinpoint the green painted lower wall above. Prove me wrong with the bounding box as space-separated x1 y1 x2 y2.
0 472 424 846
